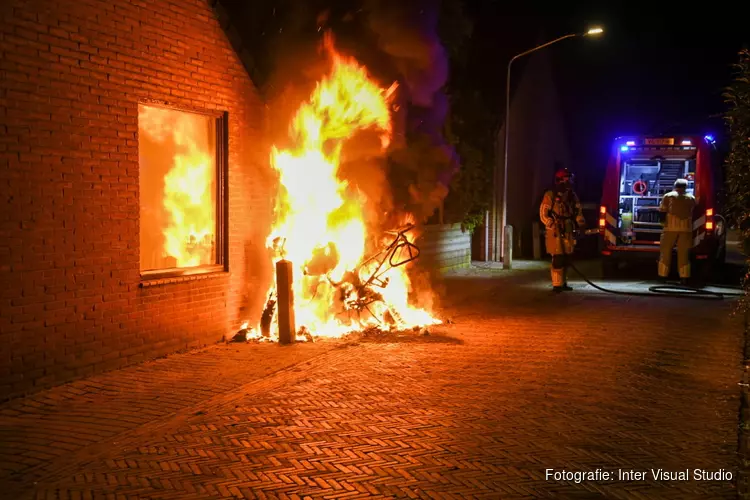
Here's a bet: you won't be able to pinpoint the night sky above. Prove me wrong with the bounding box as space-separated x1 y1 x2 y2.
222 0 749 200
464 2 749 197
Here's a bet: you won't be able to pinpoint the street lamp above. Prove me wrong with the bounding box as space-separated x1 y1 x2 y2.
494 26 603 267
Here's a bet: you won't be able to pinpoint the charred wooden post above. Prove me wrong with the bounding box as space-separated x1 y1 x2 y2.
275 259 296 345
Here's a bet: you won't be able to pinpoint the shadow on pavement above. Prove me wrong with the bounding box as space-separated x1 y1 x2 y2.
353 329 464 345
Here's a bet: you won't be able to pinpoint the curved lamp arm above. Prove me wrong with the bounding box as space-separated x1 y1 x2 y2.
495 27 602 262
508 33 578 67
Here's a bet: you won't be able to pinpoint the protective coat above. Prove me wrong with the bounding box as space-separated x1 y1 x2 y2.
658 190 696 278
539 188 586 287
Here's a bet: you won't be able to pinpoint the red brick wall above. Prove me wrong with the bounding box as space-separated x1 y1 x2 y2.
0 0 271 400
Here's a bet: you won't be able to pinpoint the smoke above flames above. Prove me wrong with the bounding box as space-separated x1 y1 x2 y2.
236 0 458 323
260 0 459 230
363 0 460 223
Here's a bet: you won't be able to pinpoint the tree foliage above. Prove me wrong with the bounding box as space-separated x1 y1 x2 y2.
724 50 750 232
443 93 495 233
438 0 497 234
723 48 750 299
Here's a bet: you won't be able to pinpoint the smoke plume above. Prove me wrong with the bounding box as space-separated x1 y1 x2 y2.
363 0 460 223
255 0 459 229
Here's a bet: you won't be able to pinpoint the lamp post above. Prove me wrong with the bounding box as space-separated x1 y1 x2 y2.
495 27 603 267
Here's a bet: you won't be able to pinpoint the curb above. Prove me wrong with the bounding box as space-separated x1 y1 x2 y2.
739 309 750 499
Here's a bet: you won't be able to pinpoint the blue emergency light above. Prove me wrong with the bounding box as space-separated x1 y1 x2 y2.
704 134 715 144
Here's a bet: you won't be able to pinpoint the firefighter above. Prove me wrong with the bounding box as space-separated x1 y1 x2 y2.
539 167 587 292
658 178 696 285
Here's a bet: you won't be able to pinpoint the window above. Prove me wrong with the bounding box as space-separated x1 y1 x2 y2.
138 104 228 279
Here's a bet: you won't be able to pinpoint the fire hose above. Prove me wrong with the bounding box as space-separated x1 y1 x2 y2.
568 262 743 301
556 225 745 301
556 217 745 300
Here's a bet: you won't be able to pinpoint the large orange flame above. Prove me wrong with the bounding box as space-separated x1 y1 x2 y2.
162 142 214 268
246 34 439 340
139 105 215 270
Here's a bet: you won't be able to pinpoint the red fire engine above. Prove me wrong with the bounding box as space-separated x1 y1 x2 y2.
599 134 727 276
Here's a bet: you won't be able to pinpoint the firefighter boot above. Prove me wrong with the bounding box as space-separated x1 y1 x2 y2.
551 260 565 293
561 267 573 291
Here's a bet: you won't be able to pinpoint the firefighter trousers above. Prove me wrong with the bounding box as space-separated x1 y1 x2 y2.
545 230 574 287
658 230 691 279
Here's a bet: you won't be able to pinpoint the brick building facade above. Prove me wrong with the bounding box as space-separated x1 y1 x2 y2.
0 0 269 399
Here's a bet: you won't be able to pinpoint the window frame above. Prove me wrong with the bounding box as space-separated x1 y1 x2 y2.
137 102 229 282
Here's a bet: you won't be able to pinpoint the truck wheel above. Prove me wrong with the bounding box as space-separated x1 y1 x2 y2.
707 244 727 284
601 259 619 278
716 242 726 266
695 258 714 287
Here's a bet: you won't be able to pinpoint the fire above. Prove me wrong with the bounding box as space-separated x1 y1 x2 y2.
162 146 214 268
139 105 215 269
252 34 439 341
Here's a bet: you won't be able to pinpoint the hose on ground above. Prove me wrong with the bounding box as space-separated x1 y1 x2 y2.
568 262 745 301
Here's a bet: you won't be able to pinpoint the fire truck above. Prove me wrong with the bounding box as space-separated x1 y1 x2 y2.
599 134 727 277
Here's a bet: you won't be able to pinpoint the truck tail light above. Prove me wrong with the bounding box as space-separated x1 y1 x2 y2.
706 208 714 231
599 206 606 230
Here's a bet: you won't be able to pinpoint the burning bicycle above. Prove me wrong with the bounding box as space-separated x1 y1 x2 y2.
233 35 439 344
240 224 426 342
327 223 422 327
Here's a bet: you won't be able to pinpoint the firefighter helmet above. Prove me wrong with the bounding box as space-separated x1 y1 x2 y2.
555 167 572 184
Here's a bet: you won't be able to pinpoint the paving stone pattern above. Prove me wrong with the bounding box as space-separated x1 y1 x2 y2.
0 343 338 488
0 265 744 499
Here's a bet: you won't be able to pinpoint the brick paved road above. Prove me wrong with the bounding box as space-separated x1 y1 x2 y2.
0 261 744 499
